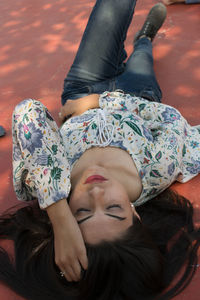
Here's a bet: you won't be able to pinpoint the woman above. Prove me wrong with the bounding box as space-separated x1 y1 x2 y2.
0 1 200 299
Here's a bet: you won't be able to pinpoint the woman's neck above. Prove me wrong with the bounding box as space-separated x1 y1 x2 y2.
71 147 142 201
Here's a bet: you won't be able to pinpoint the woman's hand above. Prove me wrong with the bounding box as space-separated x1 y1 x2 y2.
53 213 88 282
47 199 88 281
59 94 100 122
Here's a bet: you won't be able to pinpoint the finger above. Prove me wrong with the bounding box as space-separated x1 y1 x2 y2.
71 259 82 280
61 100 74 116
59 106 68 121
79 251 88 270
65 266 79 282
59 109 74 122
64 272 72 282
58 113 72 123
58 111 64 121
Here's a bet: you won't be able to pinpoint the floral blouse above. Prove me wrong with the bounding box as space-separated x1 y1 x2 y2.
12 91 200 209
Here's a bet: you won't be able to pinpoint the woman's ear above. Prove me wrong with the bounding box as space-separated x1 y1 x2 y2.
130 203 141 221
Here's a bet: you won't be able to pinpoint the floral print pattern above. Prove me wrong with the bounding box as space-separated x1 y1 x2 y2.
13 91 200 208
12 99 71 209
161 107 181 122
60 91 200 206
70 114 96 123
168 162 175 176
13 145 22 161
185 158 200 175
142 125 153 142
18 122 43 155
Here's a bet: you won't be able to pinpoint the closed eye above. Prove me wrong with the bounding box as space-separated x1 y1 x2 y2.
76 205 122 213
106 204 122 209
75 208 90 216
76 208 90 212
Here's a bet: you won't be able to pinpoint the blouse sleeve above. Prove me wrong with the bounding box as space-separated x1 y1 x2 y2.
12 99 71 209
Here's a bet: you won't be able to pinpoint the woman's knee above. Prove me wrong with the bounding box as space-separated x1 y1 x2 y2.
95 0 135 26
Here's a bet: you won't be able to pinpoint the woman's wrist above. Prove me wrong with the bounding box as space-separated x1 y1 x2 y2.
46 198 73 228
83 94 100 109
73 94 100 113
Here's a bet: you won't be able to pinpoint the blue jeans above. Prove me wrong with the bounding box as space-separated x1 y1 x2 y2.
61 0 162 105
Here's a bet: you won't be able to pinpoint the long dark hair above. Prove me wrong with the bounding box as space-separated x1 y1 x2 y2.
0 189 199 300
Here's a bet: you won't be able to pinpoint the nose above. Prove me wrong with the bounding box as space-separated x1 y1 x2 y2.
88 186 105 199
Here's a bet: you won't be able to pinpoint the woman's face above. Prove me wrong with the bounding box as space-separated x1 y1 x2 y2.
69 166 139 244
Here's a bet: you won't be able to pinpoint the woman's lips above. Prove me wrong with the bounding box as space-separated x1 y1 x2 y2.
84 175 108 184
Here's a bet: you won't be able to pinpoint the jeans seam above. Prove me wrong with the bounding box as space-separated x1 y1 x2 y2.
115 1 136 76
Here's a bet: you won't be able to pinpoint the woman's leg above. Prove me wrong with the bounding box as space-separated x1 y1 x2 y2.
115 37 162 103
61 0 137 105
115 3 166 103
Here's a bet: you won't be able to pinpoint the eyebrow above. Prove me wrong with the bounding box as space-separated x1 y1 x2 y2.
77 214 126 224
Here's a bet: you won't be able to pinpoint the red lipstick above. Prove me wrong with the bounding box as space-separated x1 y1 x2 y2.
84 175 108 184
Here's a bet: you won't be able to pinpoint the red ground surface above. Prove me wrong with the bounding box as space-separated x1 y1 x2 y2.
0 0 200 299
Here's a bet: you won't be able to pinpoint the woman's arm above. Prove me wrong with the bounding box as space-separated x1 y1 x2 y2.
46 199 88 281
12 99 88 280
59 94 100 122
